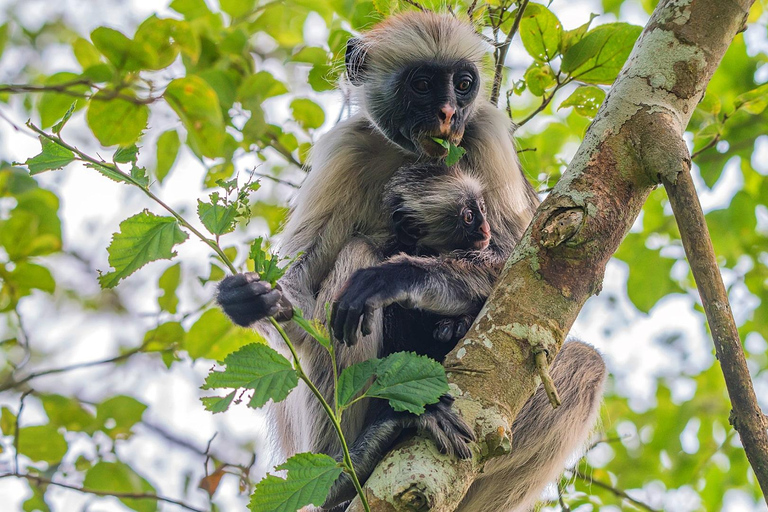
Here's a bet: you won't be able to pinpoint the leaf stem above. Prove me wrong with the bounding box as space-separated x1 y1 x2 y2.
26 122 237 274
268 317 370 512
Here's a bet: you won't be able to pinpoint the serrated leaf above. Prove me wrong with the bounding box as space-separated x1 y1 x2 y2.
157 262 181 314
52 102 77 134
164 76 225 158
430 137 466 166
130 165 149 187
86 92 149 147
364 352 448 414
85 161 129 184
197 200 238 236
249 237 292 285
559 85 606 118
201 390 237 413
202 343 298 408
99 211 188 288
338 360 378 407
114 144 139 164
23 137 75 175
519 3 563 62
249 453 343 512
155 129 180 183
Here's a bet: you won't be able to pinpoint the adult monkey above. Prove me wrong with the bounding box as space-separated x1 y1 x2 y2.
217 11 606 512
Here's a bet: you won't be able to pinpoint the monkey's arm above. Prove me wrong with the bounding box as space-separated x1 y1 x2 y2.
331 251 503 345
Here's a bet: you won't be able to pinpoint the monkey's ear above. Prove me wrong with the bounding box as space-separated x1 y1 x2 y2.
345 37 368 85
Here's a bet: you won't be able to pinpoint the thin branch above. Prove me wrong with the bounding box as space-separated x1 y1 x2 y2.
26 123 237 274
690 134 721 160
662 165 768 498
570 470 660 512
516 78 571 127
13 391 32 474
250 171 301 189
0 473 206 512
490 0 530 105
401 0 427 11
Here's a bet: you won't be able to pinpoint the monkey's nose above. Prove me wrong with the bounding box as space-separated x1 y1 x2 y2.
439 104 456 124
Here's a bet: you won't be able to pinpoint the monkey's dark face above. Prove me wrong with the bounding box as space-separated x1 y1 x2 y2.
367 60 480 158
454 197 491 251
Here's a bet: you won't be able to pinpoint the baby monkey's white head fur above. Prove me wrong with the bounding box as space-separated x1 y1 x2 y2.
346 12 490 158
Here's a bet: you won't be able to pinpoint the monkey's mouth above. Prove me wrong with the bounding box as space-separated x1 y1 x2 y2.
418 132 464 160
473 238 490 250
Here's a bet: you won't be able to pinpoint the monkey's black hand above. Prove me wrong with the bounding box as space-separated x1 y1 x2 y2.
331 267 404 346
216 272 291 326
434 314 475 344
409 394 475 459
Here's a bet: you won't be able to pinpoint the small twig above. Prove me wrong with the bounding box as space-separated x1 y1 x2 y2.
585 434 629 453
570 469 659 512
13 390 32 473
533 350 561 408
0 80 157 105
690 134 721 160
516 78 571 127
0 473 206 512
250 171 301 189
401 0 427 11
516 147 536 154
467 0 479 20
557 481 571 511
490 0 530 105
662 164 768 499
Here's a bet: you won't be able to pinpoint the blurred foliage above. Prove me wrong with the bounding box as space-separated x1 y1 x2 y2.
0 0 766 510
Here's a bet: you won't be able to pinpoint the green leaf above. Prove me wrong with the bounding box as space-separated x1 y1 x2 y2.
73 37 103 69
164 76 225 158
158 262 181 314
170 0 211 19
98 210 188 288
143 321 184 351
9 262 55 294
431 137 466 166
519 3 563 62
290 46 329 65
52 102 77 134
292 310 331 349
249 237 293 285
114 144 140 164
221 0 257 18
23 137 75 175
734 83 768 115
201 390 237 413
0 188 62 260
524 63 555 96
338 360 377 407
18 425 68 463
40 394 94 432
22 482 49 512
134 16 179 70
561 23 642 84
559 85 606 118
559 14 598 54
95 395 147 439
84 461 157 512
290 98 325 130
1 406 17 436
202 343 298 408
364 352 448 414
86 92 149 147
185 308 265 360
197 199 238 236
237 71 288 112
90 27 154 71
155 129 180 183
248 453 343 512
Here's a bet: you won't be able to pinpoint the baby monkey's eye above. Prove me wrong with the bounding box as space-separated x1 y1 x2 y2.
462 208 474 225
479 200 486 214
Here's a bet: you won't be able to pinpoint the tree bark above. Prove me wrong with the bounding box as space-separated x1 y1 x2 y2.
347 0 760 510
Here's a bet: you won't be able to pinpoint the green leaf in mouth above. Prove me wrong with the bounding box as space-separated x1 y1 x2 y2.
431 137 467 166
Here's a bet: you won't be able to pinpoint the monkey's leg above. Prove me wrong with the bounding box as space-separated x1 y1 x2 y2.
456 341 607 512
322 396 475 510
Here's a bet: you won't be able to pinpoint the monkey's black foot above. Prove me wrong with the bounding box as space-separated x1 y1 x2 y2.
322 472 355 510
433 314 475 344
216 272 286 326
413 395 475 459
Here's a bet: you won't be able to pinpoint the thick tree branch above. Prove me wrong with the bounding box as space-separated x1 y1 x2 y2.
662 167 768 497
347 1 758 510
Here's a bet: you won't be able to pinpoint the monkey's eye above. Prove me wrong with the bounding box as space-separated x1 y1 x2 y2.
456 79 472 92
412 78 431 93
479 201 486 214
462 208 474 225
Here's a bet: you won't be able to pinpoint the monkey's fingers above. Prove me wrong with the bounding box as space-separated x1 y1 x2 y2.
360 304 375 337
330 301 345 343
221 289 281 326
343 302 365 346
217 279 272 305
434 319 455 343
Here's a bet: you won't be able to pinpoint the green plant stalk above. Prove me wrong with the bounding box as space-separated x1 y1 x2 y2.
268 317 371 512
26 122 237 274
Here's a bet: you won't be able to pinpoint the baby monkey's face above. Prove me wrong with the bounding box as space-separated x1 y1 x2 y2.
456 196 490 251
